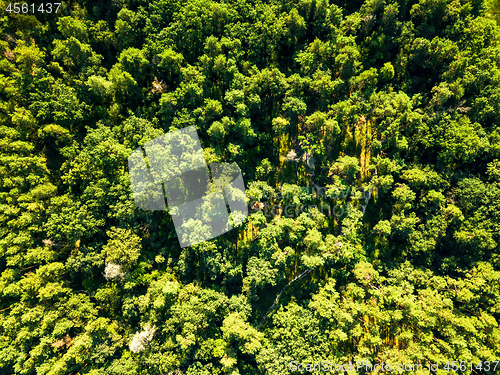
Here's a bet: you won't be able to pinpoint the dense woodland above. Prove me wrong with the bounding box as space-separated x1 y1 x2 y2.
2 0 500 373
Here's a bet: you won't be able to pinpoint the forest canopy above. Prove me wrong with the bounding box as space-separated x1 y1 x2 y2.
1 0 500 373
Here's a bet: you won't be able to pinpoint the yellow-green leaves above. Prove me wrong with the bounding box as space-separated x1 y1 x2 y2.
102 227 141 268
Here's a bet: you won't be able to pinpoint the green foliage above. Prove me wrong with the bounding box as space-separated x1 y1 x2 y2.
2 0 500 373
102 227 141 268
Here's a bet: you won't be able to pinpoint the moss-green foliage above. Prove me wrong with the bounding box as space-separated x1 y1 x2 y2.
1 0 500 373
